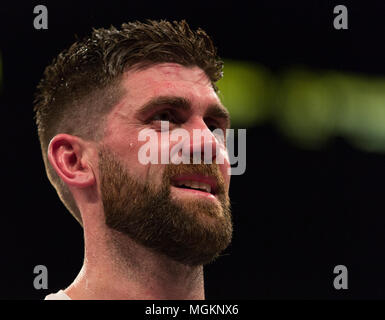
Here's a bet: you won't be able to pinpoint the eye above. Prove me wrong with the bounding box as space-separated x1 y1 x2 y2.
151 110 176 122
205 118 221 132
208 124 218 131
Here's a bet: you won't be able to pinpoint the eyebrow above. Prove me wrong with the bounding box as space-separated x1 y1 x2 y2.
135 95 231 128
135 96 191 117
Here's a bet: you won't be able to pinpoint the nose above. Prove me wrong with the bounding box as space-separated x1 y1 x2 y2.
187 118 224 164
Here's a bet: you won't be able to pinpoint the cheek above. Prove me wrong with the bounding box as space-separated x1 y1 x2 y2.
147 164 167 187
215 144 231 186
129 143 152 180
102 123 167 182
131 134 167 183
221 161 231 190
103 135 148 180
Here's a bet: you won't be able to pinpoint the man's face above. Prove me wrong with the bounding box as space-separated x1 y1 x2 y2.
98 63 232 266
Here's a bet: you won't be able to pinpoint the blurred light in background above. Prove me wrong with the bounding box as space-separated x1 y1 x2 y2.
218 59 385 153
217 60 272 128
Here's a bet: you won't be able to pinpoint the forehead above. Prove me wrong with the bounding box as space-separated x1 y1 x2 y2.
120 63 220 107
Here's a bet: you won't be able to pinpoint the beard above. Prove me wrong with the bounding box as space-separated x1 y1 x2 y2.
98 146 233 266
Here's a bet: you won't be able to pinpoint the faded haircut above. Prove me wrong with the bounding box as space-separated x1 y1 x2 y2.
33 19 224 225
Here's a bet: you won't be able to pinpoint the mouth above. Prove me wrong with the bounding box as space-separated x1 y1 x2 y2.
170 174 218 199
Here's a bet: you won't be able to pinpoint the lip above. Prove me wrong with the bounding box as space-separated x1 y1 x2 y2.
170 174 218 194
170 185 217 201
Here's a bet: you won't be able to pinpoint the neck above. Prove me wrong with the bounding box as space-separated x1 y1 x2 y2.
65 226 205 300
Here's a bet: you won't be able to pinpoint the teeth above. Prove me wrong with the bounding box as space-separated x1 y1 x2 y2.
191 181 200 190
199 182 211 193
175 180 212 193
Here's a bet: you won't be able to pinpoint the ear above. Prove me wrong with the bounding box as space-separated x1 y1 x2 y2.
47 134 96 188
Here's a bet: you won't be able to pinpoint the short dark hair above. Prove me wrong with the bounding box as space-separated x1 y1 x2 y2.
33 19 224 225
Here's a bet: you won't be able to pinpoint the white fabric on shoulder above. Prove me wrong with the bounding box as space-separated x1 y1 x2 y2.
44 290 71 300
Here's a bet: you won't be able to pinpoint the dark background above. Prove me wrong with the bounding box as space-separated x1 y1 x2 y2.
1 0 385 299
